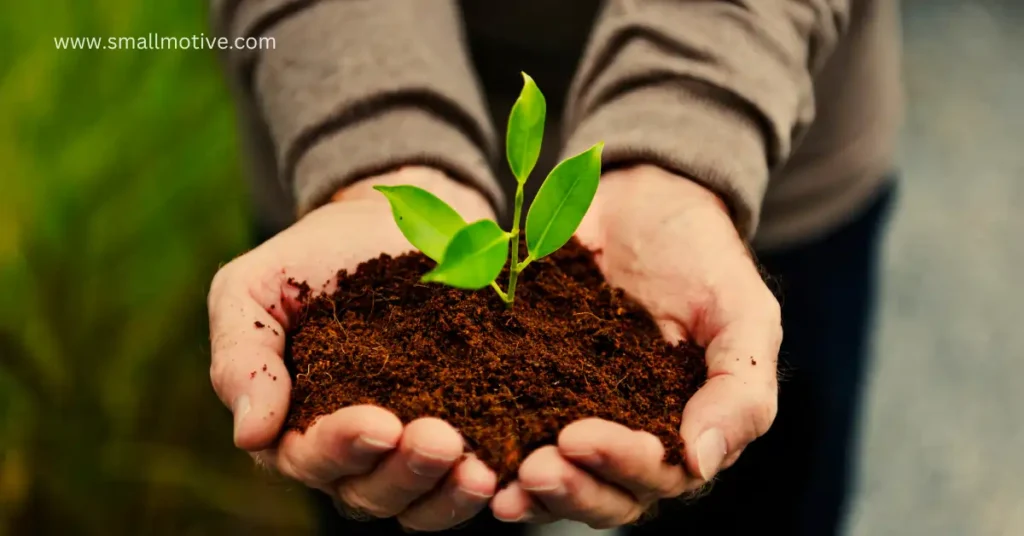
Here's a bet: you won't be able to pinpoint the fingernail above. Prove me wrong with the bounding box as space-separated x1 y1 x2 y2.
696 428 727 480
407 449 459 477
512 512 534 523
522 482 565 497
352 434 397 456
232 395 251 444
496 511 534 523
452 486 492 508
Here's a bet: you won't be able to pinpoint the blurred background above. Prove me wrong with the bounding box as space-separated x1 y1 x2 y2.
0 2 312 535
0 1 1020 535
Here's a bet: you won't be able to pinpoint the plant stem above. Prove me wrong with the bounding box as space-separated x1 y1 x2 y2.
489 281 509 302
505 181 526 307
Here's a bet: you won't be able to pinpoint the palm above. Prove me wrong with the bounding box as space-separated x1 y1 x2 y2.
208 169 501 532
251 197 425 308
576 168 756 345
490 166 782 527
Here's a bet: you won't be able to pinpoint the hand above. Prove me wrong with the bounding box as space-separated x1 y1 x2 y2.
207 167 500 531
490 165 781 528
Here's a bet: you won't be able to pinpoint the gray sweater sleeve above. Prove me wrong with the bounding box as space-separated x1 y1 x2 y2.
211 0 503 216
561 0 852 238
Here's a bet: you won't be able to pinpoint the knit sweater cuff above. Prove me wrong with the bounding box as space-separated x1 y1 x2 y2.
294 107 502 216
223 0 504 216
562 81 769 238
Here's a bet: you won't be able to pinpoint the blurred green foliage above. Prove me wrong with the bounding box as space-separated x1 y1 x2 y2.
0 1 311 533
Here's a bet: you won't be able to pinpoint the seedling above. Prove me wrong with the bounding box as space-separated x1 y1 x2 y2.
375 73 602 307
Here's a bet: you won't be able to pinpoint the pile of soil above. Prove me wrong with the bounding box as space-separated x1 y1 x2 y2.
284 240 707 483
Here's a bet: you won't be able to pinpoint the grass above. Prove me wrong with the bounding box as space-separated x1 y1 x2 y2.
0 1 311 533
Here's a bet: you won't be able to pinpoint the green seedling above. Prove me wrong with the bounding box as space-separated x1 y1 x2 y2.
375 73 603 307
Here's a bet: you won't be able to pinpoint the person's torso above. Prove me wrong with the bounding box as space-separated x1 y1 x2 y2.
461 0 904 248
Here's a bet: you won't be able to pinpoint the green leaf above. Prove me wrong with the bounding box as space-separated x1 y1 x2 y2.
506 72 547 183
422 219 510 289
373 185 466 262
525 142 604 260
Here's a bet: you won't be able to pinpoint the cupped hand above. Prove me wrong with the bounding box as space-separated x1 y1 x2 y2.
491 165 782 528
207 167 500 531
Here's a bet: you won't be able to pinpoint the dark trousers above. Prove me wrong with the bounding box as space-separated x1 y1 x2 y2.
308 181 897 536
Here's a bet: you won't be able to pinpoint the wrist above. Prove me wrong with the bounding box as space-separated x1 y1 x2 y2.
329 166 497 222
602 164 730 215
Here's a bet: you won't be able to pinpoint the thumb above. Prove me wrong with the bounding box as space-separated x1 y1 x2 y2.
208 264 293 451
679 316 781 481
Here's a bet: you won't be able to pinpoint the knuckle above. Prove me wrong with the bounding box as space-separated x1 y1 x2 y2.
209 360 229 399
635 432 665 467
208 262 238 304
208 326 235 359
646 467 688 499
274 451 310 484
657 476 689 499
628 434 681 498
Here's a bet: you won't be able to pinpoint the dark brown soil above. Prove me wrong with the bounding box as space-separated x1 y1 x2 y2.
283 240 707 484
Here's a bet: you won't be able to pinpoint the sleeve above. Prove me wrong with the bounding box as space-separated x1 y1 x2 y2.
210 0 504 216
561 0 852 238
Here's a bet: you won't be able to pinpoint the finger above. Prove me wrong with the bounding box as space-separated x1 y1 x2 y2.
490 481 553 524
518 446 643 529
680 315 781 481
558 419 690 500
208 264 292 451
397 454 497 531
269 405 402 486
336 417 463 518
